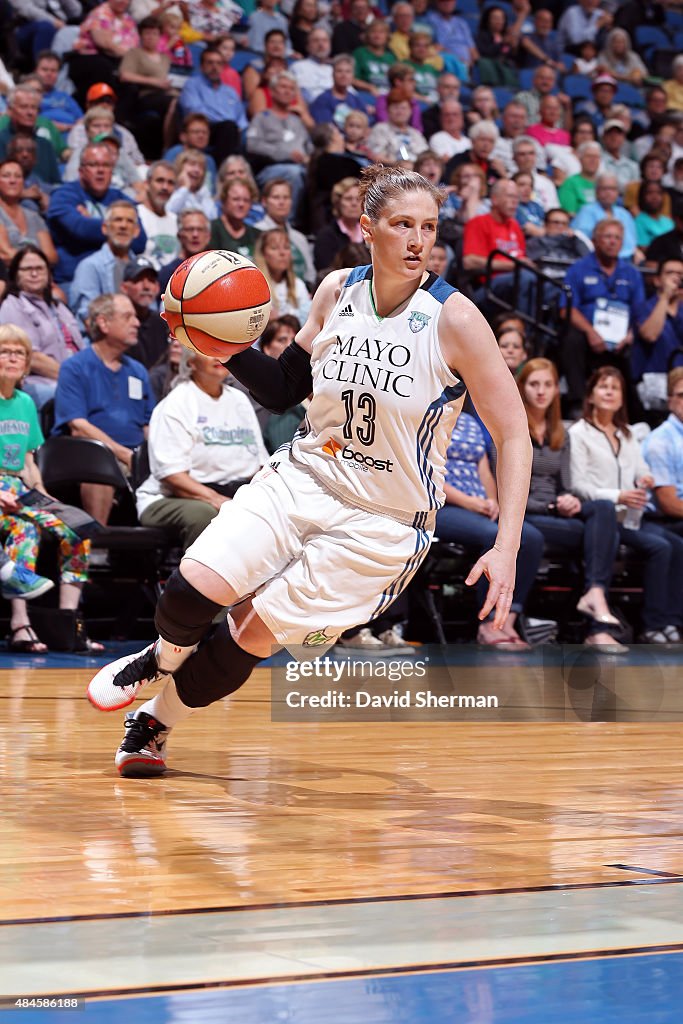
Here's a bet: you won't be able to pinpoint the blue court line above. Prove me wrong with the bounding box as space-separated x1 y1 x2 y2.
5 950 682 1024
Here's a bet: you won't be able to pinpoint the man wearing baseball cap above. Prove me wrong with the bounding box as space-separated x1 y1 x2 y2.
577 73 618 131
600 119 639 193
121 258 169 369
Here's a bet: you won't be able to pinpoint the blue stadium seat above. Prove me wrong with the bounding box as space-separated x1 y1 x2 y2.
457 0 479 12
560 52 576 72
231 48 260 73
562 75 592 100
518 68 536 90
634 25 671 55
493 86 514 109
665 9 683 30
614 82 646 108
674 30 683 50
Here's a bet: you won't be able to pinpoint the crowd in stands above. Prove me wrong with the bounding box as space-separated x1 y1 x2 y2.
0 0 682 651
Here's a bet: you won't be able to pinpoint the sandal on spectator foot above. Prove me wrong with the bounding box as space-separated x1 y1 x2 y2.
8 625 47 653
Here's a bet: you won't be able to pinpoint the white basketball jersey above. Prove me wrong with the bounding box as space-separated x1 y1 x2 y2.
289 266 466 528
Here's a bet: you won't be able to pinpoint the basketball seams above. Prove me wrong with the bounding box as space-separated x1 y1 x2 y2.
182 266 270 307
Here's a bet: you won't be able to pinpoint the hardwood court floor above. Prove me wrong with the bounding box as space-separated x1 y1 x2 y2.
3 660 683 925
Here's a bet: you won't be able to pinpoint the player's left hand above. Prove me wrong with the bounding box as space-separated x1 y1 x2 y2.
465 546 517 629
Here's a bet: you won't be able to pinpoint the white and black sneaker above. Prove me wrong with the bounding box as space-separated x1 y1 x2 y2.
115 711 170 777
87 642 170 712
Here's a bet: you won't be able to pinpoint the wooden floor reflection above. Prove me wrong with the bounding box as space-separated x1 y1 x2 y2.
3 664 683 924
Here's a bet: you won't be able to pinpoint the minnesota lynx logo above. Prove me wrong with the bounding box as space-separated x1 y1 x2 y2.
303 627 337 647
408 311 431 333
322 437 342 458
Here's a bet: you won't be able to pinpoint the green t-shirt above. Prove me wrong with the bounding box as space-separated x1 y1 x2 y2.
209 220 261 260
558 174 596 216
0 114 66 157
353 47 395 91
407 60 439 104
0 389 44 474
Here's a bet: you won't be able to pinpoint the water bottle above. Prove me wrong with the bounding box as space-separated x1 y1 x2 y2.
623 505 644 530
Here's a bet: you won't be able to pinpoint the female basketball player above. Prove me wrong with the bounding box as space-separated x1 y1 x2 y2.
88 164 532 776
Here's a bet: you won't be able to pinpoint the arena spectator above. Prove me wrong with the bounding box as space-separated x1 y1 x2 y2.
215 35 243 97
310 54 367 127
254 178 315 287
120 257 167 370
444 120 504 194
136 161 179 271
34 51 83 134
69 199 141 328
576 73 617 131
475 4 521 85
558 141 602 214
569 366 683 645
0 322 101 655
597 28 647 86
635 182 674 250
421 72 461 140
332 0 372 56
0 87 60 187
157 209 211 293
425 0 478 71
462 179 537 316
136 348 268 550
429 100 471 161
0 244 84 409
374 63 423 131
69 0 140 106
572 174 638 260
557 0 612 52
62 105 143 197
47 142 146 283
352 18 395 96
67 83 145 167
664 56 683 113
515 65 570 129
53 292 155 524
518 358 625 652
632 87 671 161
526 207 590 280
243 28 290 102
118 15 177 159
514 171 545 237
519 8 564 71
258 316 306 453
290 26 333 102
289 0 324 57
465 85 500 129
248 0 291 54
435 409 541 649
13 0 82 65
163 114 217 193
177 47 247 166
388 1 415 62
407 30 440 104
527 95 571 150
643 367 683 531
561 218 645 413
439 163 489 242
645 198 683 267
246 71 311 214
166 149 215 220
187 0 241 43
624 152 672 218
254 226 311 320
632 259 683 381
5 137 51 215
0 159 57 267
209 176 261 258
599 121 639 194
342 110 374 166
366 91 428 164
511 135 559 211
313 176 364 270
491 102 528 177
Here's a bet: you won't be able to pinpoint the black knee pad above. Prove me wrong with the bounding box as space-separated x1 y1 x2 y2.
174 618 263 708
155 569 224 648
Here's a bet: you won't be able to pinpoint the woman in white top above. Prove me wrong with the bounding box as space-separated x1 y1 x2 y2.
569 366 683 643
136 349 269 551
254 227 312 323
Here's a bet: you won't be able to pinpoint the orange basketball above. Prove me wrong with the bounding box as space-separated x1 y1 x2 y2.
161 250 271 357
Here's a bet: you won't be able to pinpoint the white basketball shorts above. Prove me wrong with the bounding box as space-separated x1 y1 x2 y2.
183 455 432 648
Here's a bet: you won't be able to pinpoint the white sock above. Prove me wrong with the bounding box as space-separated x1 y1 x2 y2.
139 678 195 728
155 637 195 673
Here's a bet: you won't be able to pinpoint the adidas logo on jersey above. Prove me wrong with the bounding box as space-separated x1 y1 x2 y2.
339 304 354 317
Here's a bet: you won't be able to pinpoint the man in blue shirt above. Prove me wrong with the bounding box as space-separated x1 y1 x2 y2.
310 56 367 128
561 217 645 413
54 292 156 524
69 198 142 330
178 47 247 166
643 367 683 535
35 51 83 134
425 0 478 71
571 174 638 260
633 259 683 380
47 143 147 284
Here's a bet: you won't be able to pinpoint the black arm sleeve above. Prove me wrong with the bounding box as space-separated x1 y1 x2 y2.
225 342 313 414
